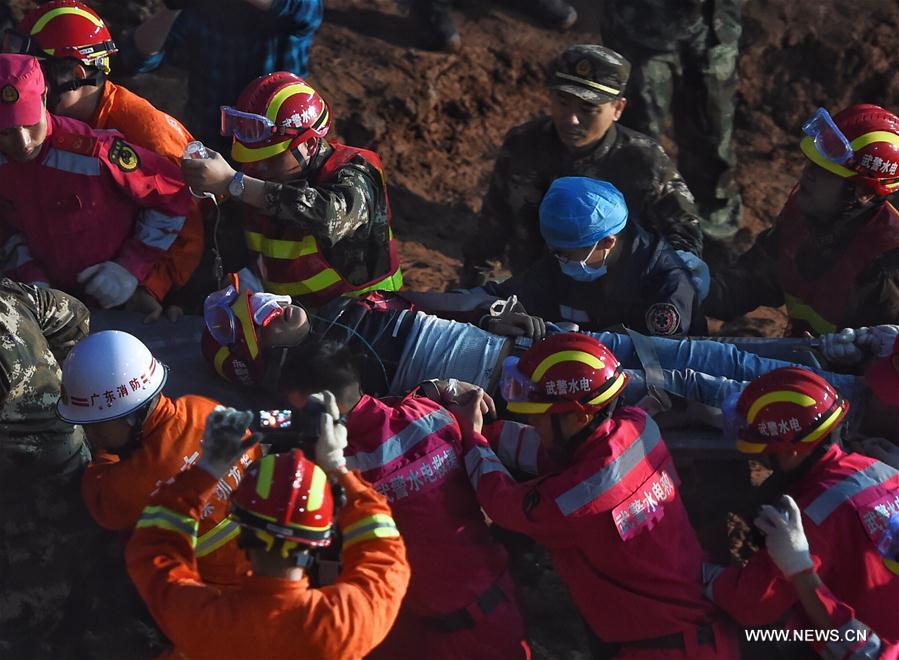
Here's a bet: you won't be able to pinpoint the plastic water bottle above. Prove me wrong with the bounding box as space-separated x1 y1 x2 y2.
183 140 210 160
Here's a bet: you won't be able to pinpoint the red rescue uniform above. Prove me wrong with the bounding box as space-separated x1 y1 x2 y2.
125 465 410 660
82 394 259 586
346 394 529 660
464 407 737 658
807 581 898 659
0 113 191 299
709 444 899 641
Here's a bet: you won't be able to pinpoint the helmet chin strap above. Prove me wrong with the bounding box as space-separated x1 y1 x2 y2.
289 138 322 172
47 76 98 112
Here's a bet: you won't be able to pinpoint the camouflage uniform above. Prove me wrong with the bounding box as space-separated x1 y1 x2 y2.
463 45 703 287
0 280 164 658
602 0 744 238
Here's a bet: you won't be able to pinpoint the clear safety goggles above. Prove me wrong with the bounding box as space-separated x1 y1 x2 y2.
553 241 599 267
1 29 115 60
204 283 292 346
499 356 537 403
802 107 853 165
220 106 314 145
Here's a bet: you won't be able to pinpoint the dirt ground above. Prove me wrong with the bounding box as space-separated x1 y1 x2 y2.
7 0 899 657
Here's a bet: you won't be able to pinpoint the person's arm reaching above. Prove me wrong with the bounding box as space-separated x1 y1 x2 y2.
0 229 49 286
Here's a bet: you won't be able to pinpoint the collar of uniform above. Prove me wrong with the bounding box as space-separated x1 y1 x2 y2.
345 393 378 436
791 442 844 494
90 79 115 129
139 392 176 438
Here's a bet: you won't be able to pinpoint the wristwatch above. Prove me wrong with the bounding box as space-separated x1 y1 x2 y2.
228 171 246 199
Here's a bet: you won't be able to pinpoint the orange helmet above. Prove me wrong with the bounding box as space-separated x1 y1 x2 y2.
223 71 331 164
801 104 899 198
13 1 117 73
731 367 849 455
500 332 628 415
232 450 335 552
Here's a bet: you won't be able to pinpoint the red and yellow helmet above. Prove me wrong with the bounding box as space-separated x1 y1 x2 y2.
232 450 335 551
801 104 899 198
226 71 331 164
500 332 628 415
15 0 117 73
732 367 849 455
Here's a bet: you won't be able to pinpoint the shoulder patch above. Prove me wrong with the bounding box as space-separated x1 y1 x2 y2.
108 139 140 172
645 302 681 336
52 131 100 156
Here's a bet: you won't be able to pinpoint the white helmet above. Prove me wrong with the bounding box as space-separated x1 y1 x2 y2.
57 331 167 424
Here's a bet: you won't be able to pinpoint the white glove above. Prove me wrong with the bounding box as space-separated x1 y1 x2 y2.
197 406 256 479
310 391 348 473
755 495 814 577
76 261 139 309
856 325 899 358
820 327 864 364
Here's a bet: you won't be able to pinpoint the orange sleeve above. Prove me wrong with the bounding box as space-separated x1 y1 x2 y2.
141 201 205 301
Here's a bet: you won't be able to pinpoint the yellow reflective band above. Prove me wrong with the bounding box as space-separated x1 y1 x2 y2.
554 72 620 96
266 83 315 122
851 131 899 150
747 390 817 424
736 438 768 454
245 231 319 259
784 292 837 335
231 295 259 359
213 346 230 378
586 372 627 407
798 405 844 445
800 136 857 179
885 558 899 576
346 266 404 296
256 454 276 499
265 269 343 296
232 138 292 164
532 350 605 381
195 518 240 558
32 6 104 34
306 464 328 512
136 505 198 546
342 513 400 548
505 401 552 414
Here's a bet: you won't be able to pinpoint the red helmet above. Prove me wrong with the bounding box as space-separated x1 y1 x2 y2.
500 332 628 415
801 104 899 198
14 1 117 73
226 72 331 164
232 450 335 550
732 367 849 455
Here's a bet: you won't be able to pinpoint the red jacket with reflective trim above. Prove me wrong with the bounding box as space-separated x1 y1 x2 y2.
710 445 899 639
345 394 509 617
0 113 191 298
243 143 401 307
777 189 899 336
125 466 410 660
82 394 259 585
810 581 898 659
466 407 718 642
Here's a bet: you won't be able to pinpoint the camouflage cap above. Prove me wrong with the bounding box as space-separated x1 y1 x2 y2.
548 44 631 105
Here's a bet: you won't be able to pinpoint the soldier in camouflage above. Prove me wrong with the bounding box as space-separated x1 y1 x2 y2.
462 44 705 287
602 0 743 238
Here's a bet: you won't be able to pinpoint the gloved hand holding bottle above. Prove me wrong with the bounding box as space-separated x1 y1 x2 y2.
76 261 139 309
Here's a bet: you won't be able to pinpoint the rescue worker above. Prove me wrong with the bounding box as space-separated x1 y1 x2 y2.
125 404 411 660
462 44 705 287
119 0 323 153
451 332 738 657
707 104 899 334
58 330 260 586
7 0 205 321
706 367 899 649
278 340 530 659
0 54 192 312
182 71 402 307
410 0 577 52
0 278 94 655
601 0 744 237
199 275 861 414
475 176 707 334
755 494 897 659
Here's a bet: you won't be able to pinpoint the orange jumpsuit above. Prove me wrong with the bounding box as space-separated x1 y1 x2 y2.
125 466 411 660
81 394 259 585
90 81 204 301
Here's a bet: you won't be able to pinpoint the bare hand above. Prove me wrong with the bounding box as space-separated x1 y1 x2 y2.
165 305 184 323
181 149 236 196
125 287 163 323
850 436 899 470
448 387 487 439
